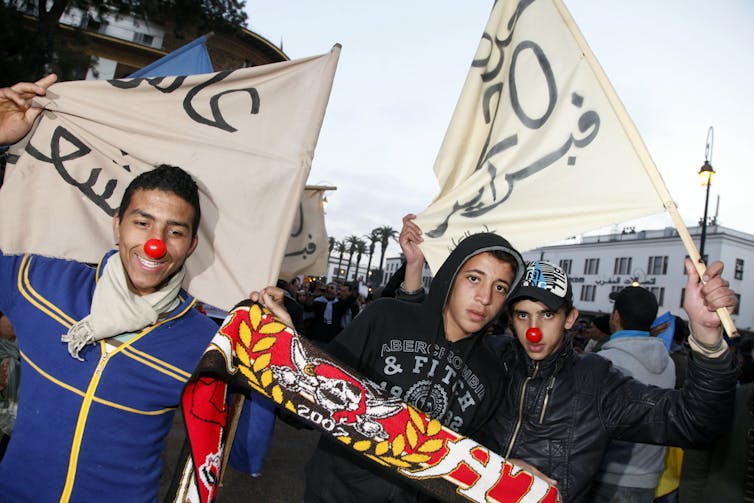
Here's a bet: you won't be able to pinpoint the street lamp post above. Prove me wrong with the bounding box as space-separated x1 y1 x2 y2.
698 127 716 260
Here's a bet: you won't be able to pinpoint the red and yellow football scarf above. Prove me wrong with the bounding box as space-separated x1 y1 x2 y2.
170 301 560 503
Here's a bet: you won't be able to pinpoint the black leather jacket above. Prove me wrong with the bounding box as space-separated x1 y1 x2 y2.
479 337 737 503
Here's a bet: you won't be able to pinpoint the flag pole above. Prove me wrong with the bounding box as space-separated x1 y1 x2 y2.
218 393 245 488
552 0 738 337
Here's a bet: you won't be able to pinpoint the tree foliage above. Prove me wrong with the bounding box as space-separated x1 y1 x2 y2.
0 0 248 86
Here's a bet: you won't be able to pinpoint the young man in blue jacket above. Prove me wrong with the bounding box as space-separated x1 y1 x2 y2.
0 86 218 501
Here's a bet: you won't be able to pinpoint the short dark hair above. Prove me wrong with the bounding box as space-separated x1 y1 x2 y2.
488 249 521 279
118 164 201 237
611 287 658 331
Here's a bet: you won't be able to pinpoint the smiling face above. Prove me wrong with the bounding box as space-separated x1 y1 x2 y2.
511 299 579 361
442 252 515 342
113 188 198 296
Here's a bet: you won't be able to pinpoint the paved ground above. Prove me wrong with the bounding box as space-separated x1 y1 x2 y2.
159 412 321 503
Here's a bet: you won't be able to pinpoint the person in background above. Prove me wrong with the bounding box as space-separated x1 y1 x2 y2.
297 287 315 339
590 286 675 502
582 314 611 353
336 281 360 330
278 277 305 335
310 282 340 344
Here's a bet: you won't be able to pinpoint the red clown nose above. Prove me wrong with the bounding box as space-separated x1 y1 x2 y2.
526 327 543 343
144 239 166 259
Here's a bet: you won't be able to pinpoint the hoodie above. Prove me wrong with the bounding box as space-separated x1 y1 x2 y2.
303 233 524 503
594 331 676 490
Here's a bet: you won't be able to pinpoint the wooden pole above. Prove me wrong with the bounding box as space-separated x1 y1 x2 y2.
553 0 738 337
218 393 245 488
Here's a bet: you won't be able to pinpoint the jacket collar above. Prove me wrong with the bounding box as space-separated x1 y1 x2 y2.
512 333 574 379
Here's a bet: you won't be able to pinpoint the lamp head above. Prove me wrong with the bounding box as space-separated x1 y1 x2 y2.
698 160 715 186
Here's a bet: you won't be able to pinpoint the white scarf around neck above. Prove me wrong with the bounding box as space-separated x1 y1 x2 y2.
61 253 185 360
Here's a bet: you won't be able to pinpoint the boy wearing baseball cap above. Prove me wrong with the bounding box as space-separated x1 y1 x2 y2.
480 259 738 502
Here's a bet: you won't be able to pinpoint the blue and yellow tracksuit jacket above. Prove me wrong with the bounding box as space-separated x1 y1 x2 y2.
0 250 217 502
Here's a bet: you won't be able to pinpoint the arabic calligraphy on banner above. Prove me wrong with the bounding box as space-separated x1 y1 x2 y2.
415 0 664 273
280 187 330 280
0 48 341 310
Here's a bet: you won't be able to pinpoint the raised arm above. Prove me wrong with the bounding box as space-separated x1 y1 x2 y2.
398 213 425 294
0 74 57 145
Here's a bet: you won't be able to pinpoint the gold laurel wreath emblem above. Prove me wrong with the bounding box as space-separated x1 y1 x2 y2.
337 404 447 470
232 304 448 471
233 304 299 415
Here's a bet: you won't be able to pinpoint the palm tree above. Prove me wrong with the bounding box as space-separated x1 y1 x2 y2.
353 239 368 282
344 235 361 281
365 231 380 287
372 225 399 284
334 240 346 281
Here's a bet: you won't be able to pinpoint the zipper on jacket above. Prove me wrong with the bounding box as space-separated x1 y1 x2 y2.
538 375 556 424
505 362 539 458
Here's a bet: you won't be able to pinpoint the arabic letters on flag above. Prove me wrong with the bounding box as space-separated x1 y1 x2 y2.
280 187 330 280
414 0 668 273
0 47 340 310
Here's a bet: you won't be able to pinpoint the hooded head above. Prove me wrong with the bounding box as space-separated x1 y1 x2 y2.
425 233 524 342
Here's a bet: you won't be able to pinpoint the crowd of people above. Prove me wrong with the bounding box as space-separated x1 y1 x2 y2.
277 276 367 344
0 75 750 503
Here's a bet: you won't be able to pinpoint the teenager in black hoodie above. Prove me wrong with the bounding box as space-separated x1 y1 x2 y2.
301 217 525 503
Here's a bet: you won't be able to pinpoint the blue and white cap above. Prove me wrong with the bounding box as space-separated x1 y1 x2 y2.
506 261 572 312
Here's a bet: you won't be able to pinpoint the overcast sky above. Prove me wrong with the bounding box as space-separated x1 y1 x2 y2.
245 0 754 258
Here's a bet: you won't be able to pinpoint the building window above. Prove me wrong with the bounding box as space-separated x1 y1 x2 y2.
580 284 596 302
584 258 600 275
611 285 623 296
735 259 744 280
648 287 665 307
559 259 572 275
614 257 632 275
733 294 740 315
680 288 685 308
82 15 105 32
133 32 154 46
647 256 668 275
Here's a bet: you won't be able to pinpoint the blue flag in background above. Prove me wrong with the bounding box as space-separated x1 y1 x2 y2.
651 311 675 351
128 35 213 78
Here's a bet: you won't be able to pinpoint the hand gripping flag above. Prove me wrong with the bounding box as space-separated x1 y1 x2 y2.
172 301 561 503
0 47 340 311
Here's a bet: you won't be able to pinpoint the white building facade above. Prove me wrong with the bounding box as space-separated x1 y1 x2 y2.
375 225 753 334
523 224 752 334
